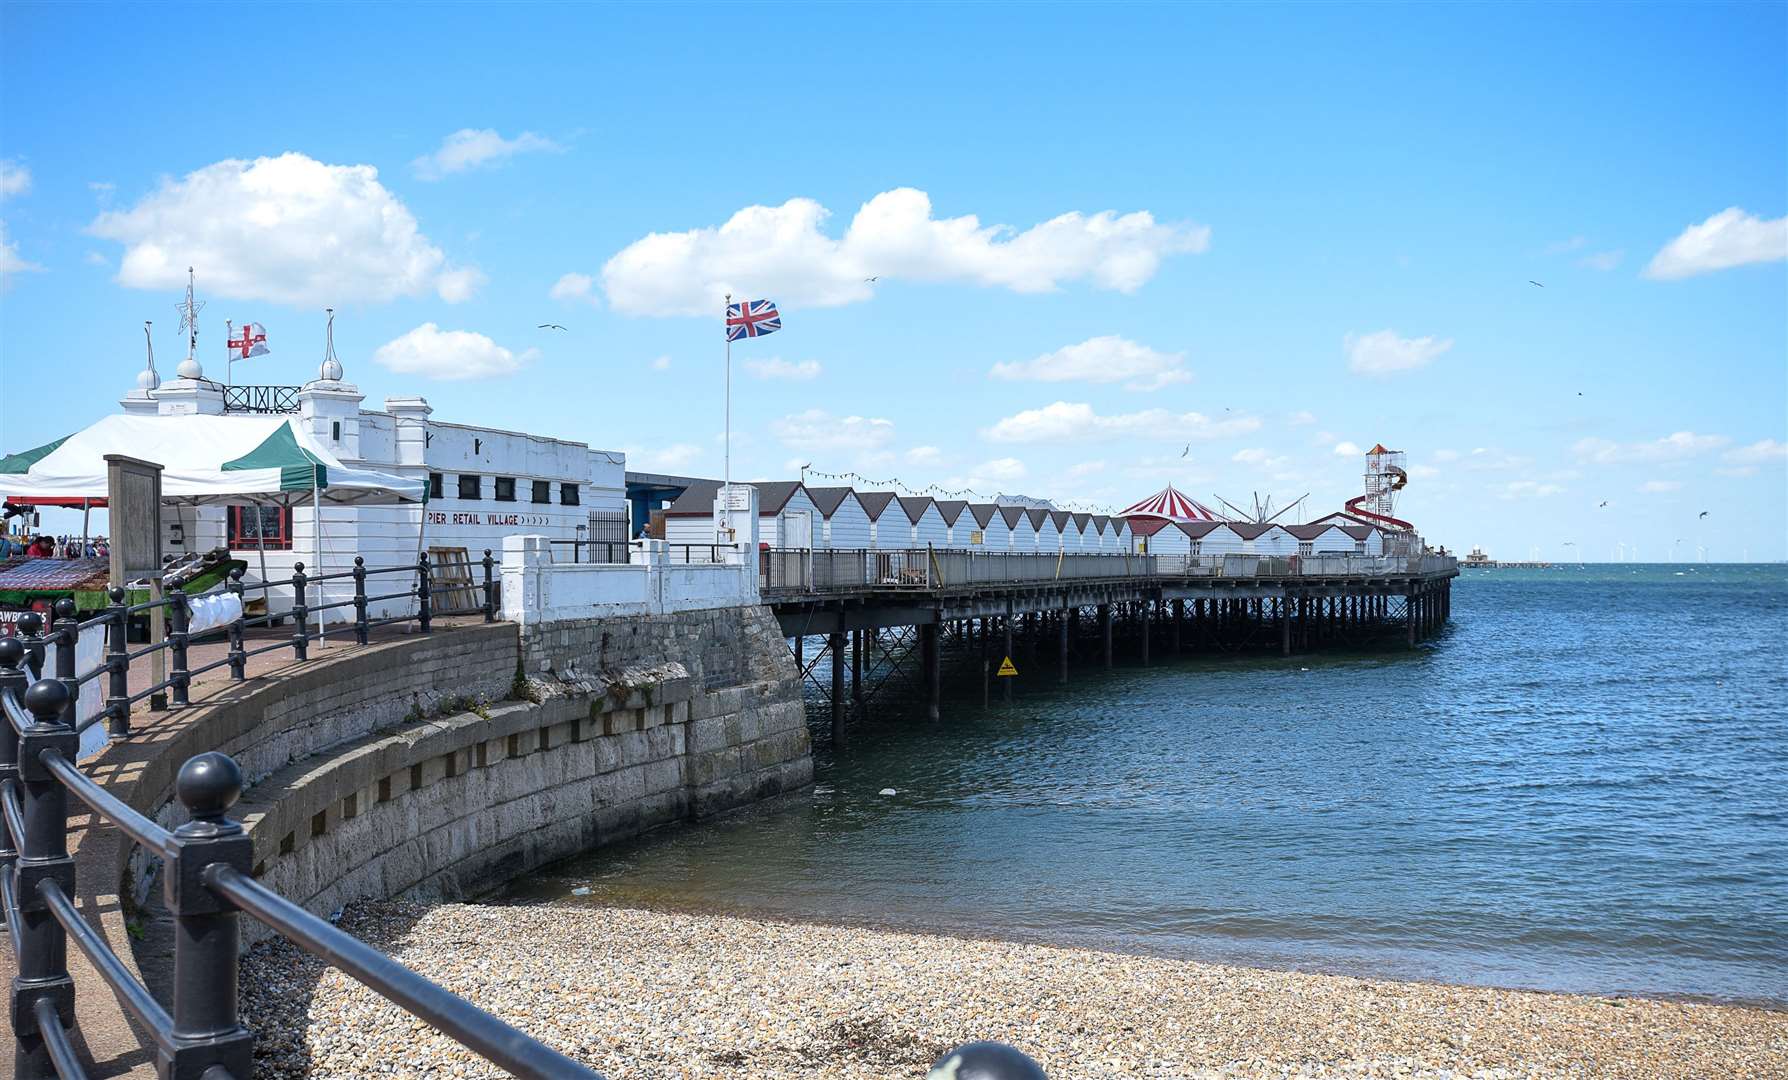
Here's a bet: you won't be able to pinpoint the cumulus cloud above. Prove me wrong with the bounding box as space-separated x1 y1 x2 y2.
372 323 535 380
1344 329 1453 376
411 129 562 180
1572 431 1730 464
967 457 1027 483
989 335 1189 391
905 446 943 465
1332 440 1363 457
982 401 1260 444
598 187 1209 316
771 409 895 452
88 153 479 306
0 221 43 278
1579 249 1624 271
550 272 599 305
0 160 30 198
1644 208 1788 279
1638 480 1682 493
1723 438 1787 465
744 357 821 381
649 354 672 371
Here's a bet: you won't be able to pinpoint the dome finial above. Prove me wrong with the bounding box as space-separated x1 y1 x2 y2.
137 320 161 391
318 307 344 382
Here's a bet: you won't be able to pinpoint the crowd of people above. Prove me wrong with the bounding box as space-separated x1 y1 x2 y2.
0 533 108 560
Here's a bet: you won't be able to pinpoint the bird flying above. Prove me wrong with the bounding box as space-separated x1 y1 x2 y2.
1699 510 1709 519
1599 501 1609 508
538 324 568 331
1181 444 1191 458
1529 280 1545 287
863 276 879 283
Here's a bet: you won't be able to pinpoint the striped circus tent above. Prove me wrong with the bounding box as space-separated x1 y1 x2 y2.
1118 484 1221 523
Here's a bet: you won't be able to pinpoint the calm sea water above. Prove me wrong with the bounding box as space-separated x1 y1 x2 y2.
507 565 1788 1005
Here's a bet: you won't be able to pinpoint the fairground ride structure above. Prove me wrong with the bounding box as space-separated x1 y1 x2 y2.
1344 443 1414 530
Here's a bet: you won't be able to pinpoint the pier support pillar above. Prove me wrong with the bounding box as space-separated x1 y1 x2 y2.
1172 598 1183 654
922 621 941 722
1406 594 1418 647
1281 595 1292 656
794 634 803 668
830 631 847 746
1140 600 1152 666
1003 602 1015 703
851 629 864 704
1058 606 1070 684
1099 604 1113 669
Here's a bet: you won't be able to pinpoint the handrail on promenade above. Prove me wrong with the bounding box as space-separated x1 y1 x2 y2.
0 552 1049 1080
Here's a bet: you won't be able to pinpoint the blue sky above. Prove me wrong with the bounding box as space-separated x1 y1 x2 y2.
3 2 1784 560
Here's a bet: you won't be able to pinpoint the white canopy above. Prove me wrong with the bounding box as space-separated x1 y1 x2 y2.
1 414 426 506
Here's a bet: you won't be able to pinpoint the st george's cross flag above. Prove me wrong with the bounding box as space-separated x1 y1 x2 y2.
725 299 781 341
228 322 270 359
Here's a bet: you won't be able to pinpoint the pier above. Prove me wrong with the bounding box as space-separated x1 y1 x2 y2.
763 548 1458 739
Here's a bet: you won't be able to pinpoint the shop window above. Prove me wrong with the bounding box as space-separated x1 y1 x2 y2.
229 506 293 551
531 480 551 504
494 477 516 502
458 475 481 500
560 483 580 506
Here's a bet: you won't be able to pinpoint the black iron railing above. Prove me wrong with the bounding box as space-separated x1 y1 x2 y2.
546 539 631 564
220 385 301 414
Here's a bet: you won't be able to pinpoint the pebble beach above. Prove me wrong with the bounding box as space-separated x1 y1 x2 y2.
240 901 1787 1080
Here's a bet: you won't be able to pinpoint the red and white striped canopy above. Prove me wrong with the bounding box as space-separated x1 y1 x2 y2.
1118 484 1221 522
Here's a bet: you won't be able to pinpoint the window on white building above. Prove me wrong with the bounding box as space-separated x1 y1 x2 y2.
428 473 444 499
531 480 551 504
229 506 293 551
494 477 516 502
560 483 580 506
458 475 481 500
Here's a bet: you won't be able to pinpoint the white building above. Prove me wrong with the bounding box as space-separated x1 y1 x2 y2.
999 506 1035 550
936 500 971 546
965 504 1008 549
895 496 949 548
1286 523 1355 555
663 481 818 548
808 486 872 548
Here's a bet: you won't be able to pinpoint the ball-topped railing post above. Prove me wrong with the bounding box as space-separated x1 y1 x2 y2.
106 585 132 736
928 1042 1048 1080
481 548 496 623
352 556 370 645
226 569 248 680
164 750 254 1079
10 677 77 1080
50 598 79 730
290 560 310 661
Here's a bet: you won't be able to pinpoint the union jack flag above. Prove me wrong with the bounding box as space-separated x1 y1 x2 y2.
725 299 781 341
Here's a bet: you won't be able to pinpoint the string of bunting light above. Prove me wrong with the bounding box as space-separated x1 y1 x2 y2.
798 466 1122 516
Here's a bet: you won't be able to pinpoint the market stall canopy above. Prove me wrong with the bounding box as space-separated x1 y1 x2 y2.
0 415 426 506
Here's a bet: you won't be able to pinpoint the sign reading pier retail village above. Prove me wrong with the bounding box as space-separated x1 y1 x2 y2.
105 454 162 582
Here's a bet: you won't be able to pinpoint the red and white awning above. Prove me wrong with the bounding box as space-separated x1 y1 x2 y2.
1118 484 1221 523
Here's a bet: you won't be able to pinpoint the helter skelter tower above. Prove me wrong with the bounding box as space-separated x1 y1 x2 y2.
1344 443 1413 530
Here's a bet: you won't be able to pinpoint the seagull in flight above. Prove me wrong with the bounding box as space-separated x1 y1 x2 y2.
1699 510 1709 519
863 276 879 283
1529 280 1545 288
538 323 568 331
1181 444 1191 458
1599 501 1609 508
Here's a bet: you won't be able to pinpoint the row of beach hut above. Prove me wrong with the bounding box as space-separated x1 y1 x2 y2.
660 480 1387 557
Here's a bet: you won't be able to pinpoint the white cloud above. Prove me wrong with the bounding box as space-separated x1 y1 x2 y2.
411 128 562 180
982 401 1260 444
1065 460 1106 479
744 357 821 381
1408 464 1441 480
905 446 943 465
88 152 479 305
1332 440 1362 457
1232 448 1289 469
550 272 600 306
372 323 535 380
1497 480 1565 499
1644 208 1788 280
970 457 1027 482
1344 329 1453 376
598 187 1209 316
0 221 43 277
989 335 1190 391
628 443 703 472
1572 431 1730 464
1578 249 1624 271
1433 448 1460 462
1639 480 1682 493
0 160 30 198
771 409 895 452
436 265 486 303
649 354 672 371
1287 410 1317 427
1724 438 1787 465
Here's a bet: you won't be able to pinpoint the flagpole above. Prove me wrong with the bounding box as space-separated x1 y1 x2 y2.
723 291 732 541
226 319 233 388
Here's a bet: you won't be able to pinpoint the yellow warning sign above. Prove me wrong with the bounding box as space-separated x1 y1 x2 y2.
996 656 1019 677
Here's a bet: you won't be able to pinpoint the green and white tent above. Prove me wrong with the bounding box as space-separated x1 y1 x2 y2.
1 414 425 506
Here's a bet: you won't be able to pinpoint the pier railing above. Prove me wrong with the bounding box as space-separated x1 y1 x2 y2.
762 547 1456 595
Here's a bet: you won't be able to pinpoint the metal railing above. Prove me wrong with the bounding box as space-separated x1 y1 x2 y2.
220 385 301 414
762 547 1458 594
546 539 631 564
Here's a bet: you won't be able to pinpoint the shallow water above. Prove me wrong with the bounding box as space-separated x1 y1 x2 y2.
506 564 1788 1005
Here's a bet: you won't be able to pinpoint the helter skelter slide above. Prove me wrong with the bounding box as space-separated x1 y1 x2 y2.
1344 443 1415 530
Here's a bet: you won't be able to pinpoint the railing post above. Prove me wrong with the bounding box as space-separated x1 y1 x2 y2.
417 552 433 634
11 678 78 1080
162 752 255 1079
290 562 310 661
352 557 370 646
0 637 24 875
51 599 79 731
17 610 47 682
481 548 496 623
106 586 132 736
168 586 191 707
226 570 248 680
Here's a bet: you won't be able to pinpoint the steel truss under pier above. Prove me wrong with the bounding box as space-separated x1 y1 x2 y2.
767 550 1458 746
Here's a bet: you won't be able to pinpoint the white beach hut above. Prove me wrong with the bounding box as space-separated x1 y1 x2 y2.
1286 523 1355 555
1028 508 1061 551
857 492 901 548
808 486 872 549
965 504 1009 549
935 500 970 546
1000 506 1036 551
896 496 949 548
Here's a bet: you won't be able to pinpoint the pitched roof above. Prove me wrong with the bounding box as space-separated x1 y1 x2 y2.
1072 512 1091 531
1025 507 1052 531
1091 515 1110 532
857 491 898 519
1285 523 1344 540
755 482 804 514
806 486 857 517
999 506 1029 529
1130 517 1171 538
1338 525 1376 540
967 503 999 527
664 479 804 516
1177 520 1225 539
897 496 936 524
1228 522 1286 540
1119 484 1222 523
1049 510 1073 532
935 500 969 525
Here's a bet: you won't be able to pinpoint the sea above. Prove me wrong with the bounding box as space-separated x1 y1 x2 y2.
505 564 1788 1006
